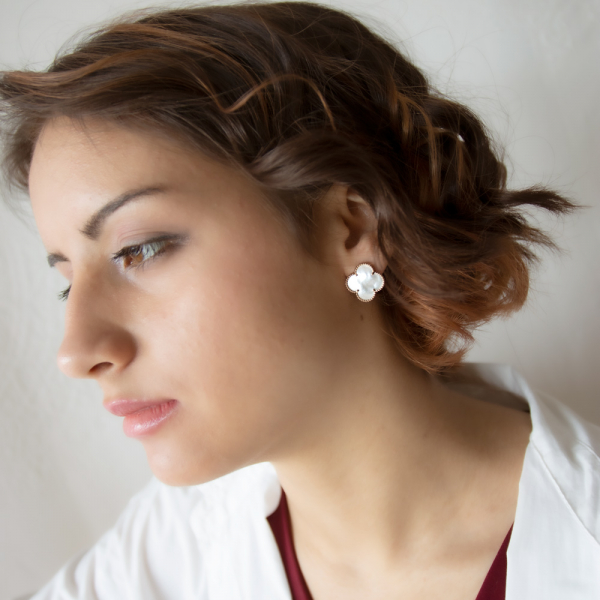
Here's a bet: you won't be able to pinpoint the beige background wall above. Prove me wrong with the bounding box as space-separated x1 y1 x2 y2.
1 0 598 598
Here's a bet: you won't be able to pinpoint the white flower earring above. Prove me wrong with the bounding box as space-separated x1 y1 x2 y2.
345 263 385 302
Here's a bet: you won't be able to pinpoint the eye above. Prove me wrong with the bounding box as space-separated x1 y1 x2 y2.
57 234 186 302
58 285 71 302
112 235 179 271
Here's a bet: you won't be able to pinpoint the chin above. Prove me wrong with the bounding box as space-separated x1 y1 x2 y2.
144 444 241 487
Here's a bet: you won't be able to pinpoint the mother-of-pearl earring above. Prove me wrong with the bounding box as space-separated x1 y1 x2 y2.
345 263 385 302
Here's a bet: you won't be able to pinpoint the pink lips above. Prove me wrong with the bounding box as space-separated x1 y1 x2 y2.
104 399 179 438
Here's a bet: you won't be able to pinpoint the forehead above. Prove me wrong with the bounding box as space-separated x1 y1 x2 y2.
29 117 187 195
27 117 229 238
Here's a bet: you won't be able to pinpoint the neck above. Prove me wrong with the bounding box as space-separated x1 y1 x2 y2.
269 333 530 576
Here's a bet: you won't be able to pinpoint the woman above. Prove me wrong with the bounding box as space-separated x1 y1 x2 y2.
1 2 598 599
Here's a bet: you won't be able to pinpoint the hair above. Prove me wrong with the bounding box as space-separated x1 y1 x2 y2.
0 1 575 373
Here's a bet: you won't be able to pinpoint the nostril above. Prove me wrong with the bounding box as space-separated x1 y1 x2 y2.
89 362 114 376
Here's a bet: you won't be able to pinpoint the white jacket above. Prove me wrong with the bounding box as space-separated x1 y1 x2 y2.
29 363 600 600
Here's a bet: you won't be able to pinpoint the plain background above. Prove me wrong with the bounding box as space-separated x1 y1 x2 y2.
1 0 599 597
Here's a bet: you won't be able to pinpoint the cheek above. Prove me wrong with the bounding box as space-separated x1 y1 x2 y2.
140 216 339 470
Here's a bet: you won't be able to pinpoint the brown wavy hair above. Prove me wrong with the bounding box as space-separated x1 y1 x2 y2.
0 1 574 372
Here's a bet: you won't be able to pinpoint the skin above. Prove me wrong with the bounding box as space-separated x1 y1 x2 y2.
29 116 532 600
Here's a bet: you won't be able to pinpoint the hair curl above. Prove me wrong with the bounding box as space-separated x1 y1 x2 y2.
0 1 575 372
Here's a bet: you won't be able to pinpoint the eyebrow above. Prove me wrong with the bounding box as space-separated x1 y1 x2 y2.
46 186 166 268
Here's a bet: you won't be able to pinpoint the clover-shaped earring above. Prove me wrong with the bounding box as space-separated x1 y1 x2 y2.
345 263 385 302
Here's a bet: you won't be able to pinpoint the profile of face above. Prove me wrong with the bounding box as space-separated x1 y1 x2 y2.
28 117 388 486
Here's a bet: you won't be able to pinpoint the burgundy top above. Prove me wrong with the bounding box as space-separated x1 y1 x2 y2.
267 489 513 600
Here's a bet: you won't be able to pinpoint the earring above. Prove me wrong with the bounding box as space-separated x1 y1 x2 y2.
345 263 385 302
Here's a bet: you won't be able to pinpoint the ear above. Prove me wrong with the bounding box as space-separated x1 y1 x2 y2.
319 184 387 276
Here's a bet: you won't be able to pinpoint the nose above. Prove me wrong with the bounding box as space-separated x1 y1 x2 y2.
57 283 136 380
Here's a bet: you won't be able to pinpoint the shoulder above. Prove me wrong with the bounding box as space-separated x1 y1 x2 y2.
460 363 600 598
451 363 600 542
526 388 600 543
30 463 284 599
506 384 600 598
528 386 600 460
109 463 281 593
474 361 600 543
140 462 287 599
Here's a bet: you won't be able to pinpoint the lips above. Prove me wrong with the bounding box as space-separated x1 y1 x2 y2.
104 398 179 438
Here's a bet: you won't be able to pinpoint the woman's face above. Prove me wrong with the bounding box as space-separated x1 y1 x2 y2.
28 117 366 485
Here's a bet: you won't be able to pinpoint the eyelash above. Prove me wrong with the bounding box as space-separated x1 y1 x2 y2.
57 235 181 302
